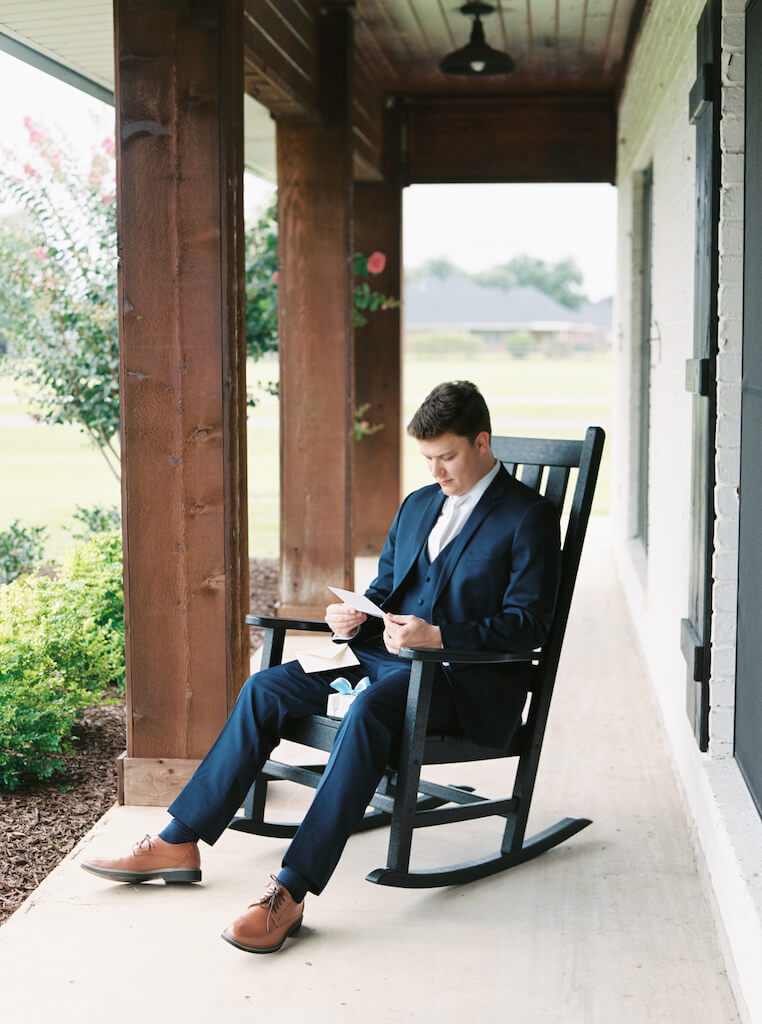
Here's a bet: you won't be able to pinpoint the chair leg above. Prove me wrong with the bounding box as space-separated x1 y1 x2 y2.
384 661 434 874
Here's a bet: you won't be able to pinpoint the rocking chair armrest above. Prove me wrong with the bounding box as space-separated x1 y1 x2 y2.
245 614 331 633
398 646 536 665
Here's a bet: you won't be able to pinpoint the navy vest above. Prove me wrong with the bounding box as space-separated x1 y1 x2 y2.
394 534 461 621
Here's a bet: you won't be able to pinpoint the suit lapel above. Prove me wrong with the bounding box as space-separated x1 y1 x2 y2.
430 466 512 606
388 488 445 599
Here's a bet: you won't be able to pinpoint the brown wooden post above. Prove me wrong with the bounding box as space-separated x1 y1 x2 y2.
353 103 403 555
114 0 249 805
277 7 355 617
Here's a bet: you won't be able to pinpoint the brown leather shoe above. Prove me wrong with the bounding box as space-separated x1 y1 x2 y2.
221 876 304 954
81 834 201 883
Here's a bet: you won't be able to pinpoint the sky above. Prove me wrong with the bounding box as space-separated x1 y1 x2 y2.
0 49 617 301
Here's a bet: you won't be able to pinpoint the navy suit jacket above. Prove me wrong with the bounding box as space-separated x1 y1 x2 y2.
355 465 561 750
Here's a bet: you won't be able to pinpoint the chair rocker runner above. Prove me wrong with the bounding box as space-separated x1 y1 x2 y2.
230 427 605 888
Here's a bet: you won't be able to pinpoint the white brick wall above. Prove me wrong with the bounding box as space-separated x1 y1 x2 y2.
615 3 762 1020
614 0 704 727
711 0 744 757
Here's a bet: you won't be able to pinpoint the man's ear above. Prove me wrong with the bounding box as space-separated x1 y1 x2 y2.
474 430 491 454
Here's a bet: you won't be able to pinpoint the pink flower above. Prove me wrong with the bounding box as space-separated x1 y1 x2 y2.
100 192 115 205
23 116 43 145
32 246 47 261
23 162 41 180
101 136 115 156
272 270 279 282
367 251 386 274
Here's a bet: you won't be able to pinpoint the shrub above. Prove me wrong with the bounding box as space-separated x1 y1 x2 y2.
0 520 47 585
69 503 121 540
0 530 124 789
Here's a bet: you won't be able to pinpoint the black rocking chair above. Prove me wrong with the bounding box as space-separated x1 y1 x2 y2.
229 426 605 888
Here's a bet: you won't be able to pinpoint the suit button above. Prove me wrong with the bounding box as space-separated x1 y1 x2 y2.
418 598 424 606
425 576 431 582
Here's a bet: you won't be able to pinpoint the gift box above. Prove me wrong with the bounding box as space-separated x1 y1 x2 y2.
326 676 370 718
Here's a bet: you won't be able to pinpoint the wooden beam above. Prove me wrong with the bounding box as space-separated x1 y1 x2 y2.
353 103 403 555
277 7 355 617
115 0 249 784
118 754 200 806
405 93 617 184
353 58 385 181
243 0 321 123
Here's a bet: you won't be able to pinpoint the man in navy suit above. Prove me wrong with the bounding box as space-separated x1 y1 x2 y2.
82 381 561 954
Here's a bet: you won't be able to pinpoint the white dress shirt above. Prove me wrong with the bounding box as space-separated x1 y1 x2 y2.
427 457 501 561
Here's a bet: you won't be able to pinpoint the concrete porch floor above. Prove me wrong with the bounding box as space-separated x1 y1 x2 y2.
0 521 741 1023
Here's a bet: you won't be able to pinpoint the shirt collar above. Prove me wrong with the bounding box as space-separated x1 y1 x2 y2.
446 457 501 510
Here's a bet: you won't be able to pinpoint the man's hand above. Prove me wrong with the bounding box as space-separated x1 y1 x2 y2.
325 602 367 639
383 613 442 655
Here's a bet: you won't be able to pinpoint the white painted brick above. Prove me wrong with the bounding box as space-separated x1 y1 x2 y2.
719 188 744 222
708 716 737 757
718 217 743 252
713 551 739 583
715 483 740 516
720 116 745 150
722 51 745 85
711 644 737 676
717 383 742 418
718 283 743 316
722 15 745 50
721 152 745 183
714 581 739 613
718 317 743 349
717 351 742 381
715 514 740 551
711 611 737 647
716 414 741 446
712 674 737 707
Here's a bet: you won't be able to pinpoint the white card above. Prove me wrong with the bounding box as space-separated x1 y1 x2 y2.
328 586 385 618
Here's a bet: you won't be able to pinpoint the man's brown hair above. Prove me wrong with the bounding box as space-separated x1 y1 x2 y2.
407 381 491 443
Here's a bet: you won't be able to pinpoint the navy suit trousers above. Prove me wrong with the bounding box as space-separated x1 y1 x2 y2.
168 637 458 894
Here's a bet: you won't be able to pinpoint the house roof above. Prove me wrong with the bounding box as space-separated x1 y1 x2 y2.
404 274 612 330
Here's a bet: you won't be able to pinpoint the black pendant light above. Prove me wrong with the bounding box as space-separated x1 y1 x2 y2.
439 2 516 77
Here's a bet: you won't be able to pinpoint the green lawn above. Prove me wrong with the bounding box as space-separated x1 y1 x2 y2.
0 352 611 562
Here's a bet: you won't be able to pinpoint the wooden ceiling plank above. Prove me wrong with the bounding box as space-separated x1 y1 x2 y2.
603 0 634 74
436 0 457 50
581 0 613 56
496 2 530 66
601 0 620 71
404 0 437 63
244 2 318 87
354 11 401 87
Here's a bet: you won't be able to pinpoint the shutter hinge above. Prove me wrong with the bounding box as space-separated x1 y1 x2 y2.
689 63 714 124
685 357 711 396
680 617 705 682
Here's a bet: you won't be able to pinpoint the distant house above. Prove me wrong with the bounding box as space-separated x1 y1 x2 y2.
404 274 612 354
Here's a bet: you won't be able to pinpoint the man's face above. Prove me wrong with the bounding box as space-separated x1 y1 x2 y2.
418 431 493 496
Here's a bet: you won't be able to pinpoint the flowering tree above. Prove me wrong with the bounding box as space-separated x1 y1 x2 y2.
0 119 119 480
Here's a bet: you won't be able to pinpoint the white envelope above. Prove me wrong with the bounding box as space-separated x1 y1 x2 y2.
296 641 361 674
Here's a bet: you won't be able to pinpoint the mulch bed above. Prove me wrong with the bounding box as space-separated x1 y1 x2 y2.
0 558 278 928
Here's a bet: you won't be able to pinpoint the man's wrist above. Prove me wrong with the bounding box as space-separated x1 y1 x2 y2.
332 626 360 643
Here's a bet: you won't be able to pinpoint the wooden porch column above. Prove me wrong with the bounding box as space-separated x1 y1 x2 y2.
277 8 355 617
353 104 403 555
114 0 249 804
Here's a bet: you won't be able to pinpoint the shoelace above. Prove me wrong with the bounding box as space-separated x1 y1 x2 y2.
256 874 285 930
133 834 155 855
